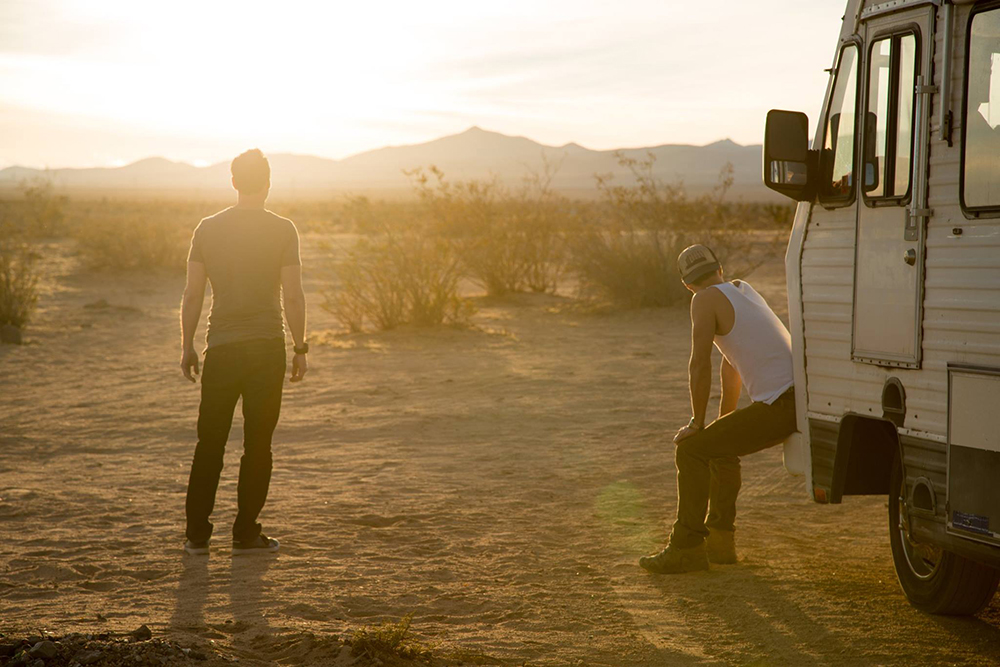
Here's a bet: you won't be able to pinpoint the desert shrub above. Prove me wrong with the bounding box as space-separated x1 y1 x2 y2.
408 162 571 296
350 615 432 663
73 217 189 272
573 154 784 308
19 178 67 237
572 228 688 308
62 199 216 273
322 228 470 332
514 165 570 293
0 179 68 239
0 241 40 329
341 195 379 234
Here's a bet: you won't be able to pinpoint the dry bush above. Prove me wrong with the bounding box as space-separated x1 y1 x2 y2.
271 197 359 233
0 241 39 329
322 229 470 332
339 195 426 235
0 179 68 239
350 615 432 664
19 178 67 237
573 153 785 308
64 199 221 273
408 161 571 296
515 166 571 293
74 217 189 272
572 228 688 308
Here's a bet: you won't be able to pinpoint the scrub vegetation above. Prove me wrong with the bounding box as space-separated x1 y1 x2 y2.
0 179 61 333
573 154 787 308
0 242 39 330
349 615 433 664
0 163 791 333
321 229 470 332
326 156 787 330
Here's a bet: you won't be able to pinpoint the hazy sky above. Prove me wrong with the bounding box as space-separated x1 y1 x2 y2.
0 0 844 169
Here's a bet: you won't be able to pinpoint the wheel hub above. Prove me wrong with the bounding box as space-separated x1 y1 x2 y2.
898 485 943 581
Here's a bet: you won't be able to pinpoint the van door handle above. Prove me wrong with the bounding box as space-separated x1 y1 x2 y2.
904 249 916 265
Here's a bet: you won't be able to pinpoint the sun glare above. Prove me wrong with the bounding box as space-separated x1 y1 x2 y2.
1 0 839 168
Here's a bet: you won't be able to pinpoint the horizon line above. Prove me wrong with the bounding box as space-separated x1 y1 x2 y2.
0 126 759 173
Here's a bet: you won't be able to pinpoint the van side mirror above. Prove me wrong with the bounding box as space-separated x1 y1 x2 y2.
764 109 815 202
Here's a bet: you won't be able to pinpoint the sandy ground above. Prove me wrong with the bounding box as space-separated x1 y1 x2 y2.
2 235 1000 666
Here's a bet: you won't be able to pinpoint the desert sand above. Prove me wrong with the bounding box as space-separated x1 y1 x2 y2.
2 235 1000 666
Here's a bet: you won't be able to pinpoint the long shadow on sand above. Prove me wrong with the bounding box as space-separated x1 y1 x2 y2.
228 554 276 634
170 553 211 636
169 551 277 655
646 564 853 666
925 609 1000 663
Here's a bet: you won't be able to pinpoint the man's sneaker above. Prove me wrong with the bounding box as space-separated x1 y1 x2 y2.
232 534 280 555
705 529 737 565
639 543 709 574
184 538 210 555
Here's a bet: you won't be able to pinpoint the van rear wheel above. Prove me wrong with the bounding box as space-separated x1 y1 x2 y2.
888 453 999 615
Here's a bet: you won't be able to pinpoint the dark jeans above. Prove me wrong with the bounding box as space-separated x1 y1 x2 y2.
185 338 286 543
669 387 797 549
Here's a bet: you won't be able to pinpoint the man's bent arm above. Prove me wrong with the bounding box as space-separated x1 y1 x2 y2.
719 357 742 419
281 265 307 347
181 261 207 351
688 292 716 427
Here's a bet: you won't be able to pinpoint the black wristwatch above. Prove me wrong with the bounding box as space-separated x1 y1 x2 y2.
293 342 309 355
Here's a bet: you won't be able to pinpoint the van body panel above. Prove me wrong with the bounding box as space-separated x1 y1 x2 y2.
852 11 933 367
791 0 1000 564
803 0 1000 441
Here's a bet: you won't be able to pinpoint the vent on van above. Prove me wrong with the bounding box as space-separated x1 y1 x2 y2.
911 477 936 514
882 378 906 428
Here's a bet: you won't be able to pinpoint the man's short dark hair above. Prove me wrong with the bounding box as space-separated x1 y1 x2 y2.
688 269 721 288
231 149 270 193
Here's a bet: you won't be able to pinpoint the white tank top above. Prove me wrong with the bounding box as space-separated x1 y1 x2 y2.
712 281 794 404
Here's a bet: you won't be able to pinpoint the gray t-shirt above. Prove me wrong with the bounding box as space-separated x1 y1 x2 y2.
188 206 300 349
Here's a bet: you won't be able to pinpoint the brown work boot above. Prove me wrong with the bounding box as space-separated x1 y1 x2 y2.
705 529 737 564
639 543 709 574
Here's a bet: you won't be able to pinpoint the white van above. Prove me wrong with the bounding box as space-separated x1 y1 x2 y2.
764 0 1000 614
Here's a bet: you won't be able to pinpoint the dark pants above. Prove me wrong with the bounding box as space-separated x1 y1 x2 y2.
669 387 796 549
185 338 286 543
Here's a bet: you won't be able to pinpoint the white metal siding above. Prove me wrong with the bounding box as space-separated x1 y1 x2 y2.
801 3 1000 440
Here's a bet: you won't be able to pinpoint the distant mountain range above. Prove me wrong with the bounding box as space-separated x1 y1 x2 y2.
0 127 775 200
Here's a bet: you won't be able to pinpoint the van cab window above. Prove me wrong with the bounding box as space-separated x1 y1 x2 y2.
864 33 917 202
821 44 859 204
964 7 1000 210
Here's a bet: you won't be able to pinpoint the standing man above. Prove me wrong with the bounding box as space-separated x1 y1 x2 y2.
640 245 796 574
180 149 308 556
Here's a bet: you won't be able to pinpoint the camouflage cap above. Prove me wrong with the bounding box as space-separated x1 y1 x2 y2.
677 244 721 284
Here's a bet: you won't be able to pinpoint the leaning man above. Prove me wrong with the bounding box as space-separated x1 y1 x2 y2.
640 245 796 574
180 149 308 556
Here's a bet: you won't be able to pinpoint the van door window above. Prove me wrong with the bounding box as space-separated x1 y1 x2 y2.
895 35 917 196
963 7 1000 210
864 33 918 203
820 44 859 204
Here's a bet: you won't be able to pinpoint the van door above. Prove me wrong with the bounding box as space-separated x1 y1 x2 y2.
853 7 934 368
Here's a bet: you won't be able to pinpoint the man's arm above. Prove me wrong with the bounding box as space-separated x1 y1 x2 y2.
675 291 717 442
719 357 742 419
281 264 308 382
180 261 207 382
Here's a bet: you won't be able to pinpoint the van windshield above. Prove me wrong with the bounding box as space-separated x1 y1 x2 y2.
821 45 859 202
964 8 1000 209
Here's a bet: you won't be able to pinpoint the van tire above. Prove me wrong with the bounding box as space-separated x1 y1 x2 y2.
888 453 1000 615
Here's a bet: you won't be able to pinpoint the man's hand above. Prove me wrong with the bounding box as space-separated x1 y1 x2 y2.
673 424 701 443
290 353 308 382
181 347 200 382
